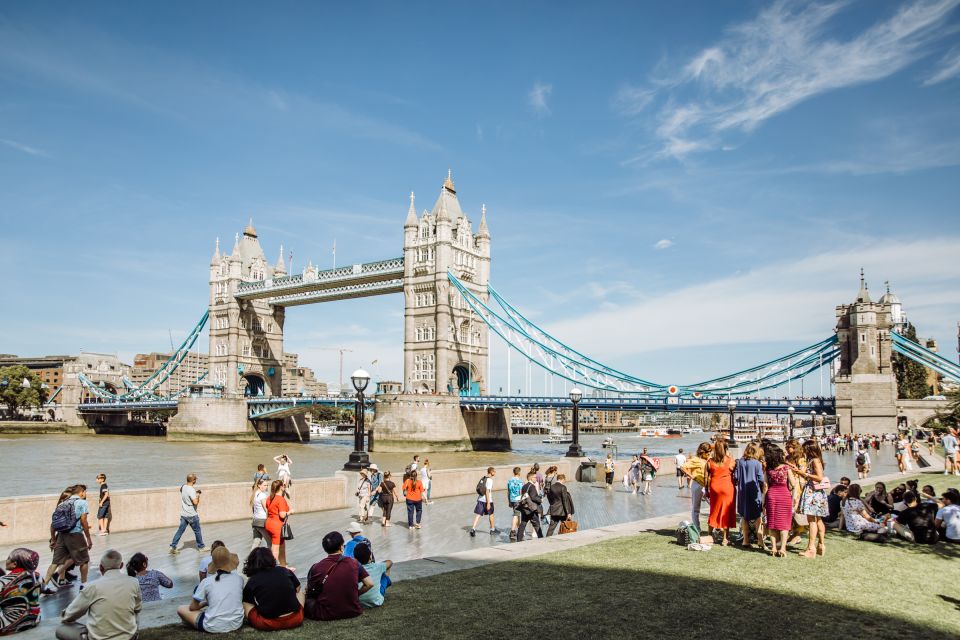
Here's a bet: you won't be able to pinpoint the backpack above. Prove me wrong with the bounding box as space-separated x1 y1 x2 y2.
856 453 865 466
476 476 488 496
52 498 79 533
675 520 700 546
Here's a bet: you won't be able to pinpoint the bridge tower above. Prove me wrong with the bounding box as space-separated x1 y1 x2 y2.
402 171 490 395
834 271 898 434
207 221 286 398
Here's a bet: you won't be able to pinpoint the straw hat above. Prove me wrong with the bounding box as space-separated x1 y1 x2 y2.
210 546 239 573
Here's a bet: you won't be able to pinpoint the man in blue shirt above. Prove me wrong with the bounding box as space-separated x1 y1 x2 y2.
507 467 523 540
46 484 93 591
343 522 371 559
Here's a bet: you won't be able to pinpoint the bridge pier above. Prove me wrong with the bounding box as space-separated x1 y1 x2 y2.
166 397 259 441
371 393 511 452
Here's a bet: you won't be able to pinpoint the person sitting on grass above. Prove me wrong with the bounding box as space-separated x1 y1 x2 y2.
242 547 304 631
177 546 243 634
343 522 371 559
304 531 375 621
841 484 886 536
895 491 938 544
866 482 893 515
824 484 848 530
352 542 392 608
935 489 960 543
921 485 940 506
198 540 226 581
126 552 173 602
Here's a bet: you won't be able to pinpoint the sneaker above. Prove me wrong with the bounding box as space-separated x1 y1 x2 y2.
509 529 517 540
41 585 58 596
55 577 70 588
490 528 502 535
469 529 476 537
64 571 78 581
169 547 179 555
196 546 206 552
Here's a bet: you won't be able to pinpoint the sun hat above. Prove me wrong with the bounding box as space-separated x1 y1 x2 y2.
346 522 363 535
368 463 379 471
210 546 239 572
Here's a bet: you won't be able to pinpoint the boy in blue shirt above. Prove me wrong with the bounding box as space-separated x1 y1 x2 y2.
507 467 523 540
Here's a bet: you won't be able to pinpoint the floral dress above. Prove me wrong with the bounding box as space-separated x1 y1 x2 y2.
799 460 829 518
0 568 41 634
841 498 884 534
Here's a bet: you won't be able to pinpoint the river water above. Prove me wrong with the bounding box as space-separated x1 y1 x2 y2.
0 432 903 497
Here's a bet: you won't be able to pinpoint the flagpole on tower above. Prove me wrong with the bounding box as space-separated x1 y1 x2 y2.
332 239 337 269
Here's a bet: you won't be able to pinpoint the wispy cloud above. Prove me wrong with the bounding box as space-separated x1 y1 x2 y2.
924 46 960 84
527 81 553 116
654 239 674 250
0 138 47 157
616 0 960 160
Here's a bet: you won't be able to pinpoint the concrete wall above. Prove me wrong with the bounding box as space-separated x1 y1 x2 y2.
167 397 259 441
899 398 948 428
0 455 681 546
371 394 472 451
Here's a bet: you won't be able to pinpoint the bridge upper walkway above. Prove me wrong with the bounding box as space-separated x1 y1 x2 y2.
234 256 404 305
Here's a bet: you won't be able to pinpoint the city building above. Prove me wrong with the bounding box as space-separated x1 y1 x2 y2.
130 351 209 397
280 352 328 397
0 353 131 405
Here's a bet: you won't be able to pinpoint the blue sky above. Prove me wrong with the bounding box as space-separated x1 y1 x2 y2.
1 1 959 393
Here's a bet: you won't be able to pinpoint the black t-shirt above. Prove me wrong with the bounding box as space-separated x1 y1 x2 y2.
380 480 395 501
242 566 301 618
896 505 937 543
825 493 841 523
99 484 110 507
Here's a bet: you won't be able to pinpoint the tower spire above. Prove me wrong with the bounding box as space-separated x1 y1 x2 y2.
405 191 418 228
274 244 287 275
856 268 871 304
443 168 455 193
210 237 221 265
478 204 489 238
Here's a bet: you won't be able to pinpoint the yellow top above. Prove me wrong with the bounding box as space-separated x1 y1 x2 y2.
682 457 708 487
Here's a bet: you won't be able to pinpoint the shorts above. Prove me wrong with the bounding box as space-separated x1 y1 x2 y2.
946 452 957 462
248 607 304 631
52 532 90 566
474 501 494 516
96 505 111 519
252 519 268 541
676 469 684 478
509 501 521 517
605 471 614 484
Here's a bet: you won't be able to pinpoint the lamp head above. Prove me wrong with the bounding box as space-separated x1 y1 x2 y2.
569 387 583 403
787 406 795 415
351 369 371 393
727 401 736 411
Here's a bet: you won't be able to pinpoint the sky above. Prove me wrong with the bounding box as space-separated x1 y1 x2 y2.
1 0 959 394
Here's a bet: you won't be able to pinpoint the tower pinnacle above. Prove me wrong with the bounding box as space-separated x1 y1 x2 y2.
856 268 871 304
405 191 418 228
274 244 287 275
478 204 490 238
210 237 221 265
443 168 456 193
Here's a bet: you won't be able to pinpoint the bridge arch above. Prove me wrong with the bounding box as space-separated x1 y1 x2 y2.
452 361 481 396
242 372 268 397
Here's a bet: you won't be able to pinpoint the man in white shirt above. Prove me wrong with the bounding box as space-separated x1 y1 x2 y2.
469 467 500 537
941 430 958 475
56 550 141 640
675 449 688 490
935 490 960 542
170 473 205 554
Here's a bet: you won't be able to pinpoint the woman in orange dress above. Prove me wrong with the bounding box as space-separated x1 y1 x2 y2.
264 480 294 569
705 438 736 545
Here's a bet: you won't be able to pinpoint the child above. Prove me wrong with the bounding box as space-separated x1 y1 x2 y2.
127 552 173 602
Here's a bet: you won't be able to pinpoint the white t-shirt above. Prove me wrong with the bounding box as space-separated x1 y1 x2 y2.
410 461 419 472
942 434 958 455
863 451 871 465
937 504 960 541
477 477 493 502
194 571 244 633
180 485 198 518
252 490 268 520
420 467 430 487
675 454 686 467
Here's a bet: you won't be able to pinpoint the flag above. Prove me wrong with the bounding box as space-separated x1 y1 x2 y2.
371 359 379 365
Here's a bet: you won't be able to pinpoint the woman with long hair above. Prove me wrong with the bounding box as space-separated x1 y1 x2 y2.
705 438 736 545
264 480 294 570
402 469 426 530
734 442 766 548
126 552 173 602
681 442 712 532
790 440 829 558
763 444 793 557
867 481 894 515
250 478 270 551
784 438 807 546
841 484 886 535
373 471 400 527
241 547 304 631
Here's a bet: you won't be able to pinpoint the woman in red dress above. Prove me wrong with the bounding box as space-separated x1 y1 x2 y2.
763 444 794 557
705 439 736 545
264 480 294 569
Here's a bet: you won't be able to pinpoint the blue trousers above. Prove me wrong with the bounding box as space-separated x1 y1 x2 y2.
406 499 422 527
170 515 204 549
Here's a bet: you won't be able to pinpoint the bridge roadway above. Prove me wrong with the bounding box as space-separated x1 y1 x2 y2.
77 394 836 420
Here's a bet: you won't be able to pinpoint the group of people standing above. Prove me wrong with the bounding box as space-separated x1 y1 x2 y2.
353 456 433 530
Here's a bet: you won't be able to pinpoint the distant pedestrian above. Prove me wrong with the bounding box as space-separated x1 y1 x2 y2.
253 464 270 485
639 450 657 495
420 459 433 504
368 464 383 516
274 455 293 488
373 471 399 527
628 455 641 494
674 449 687 489
49 485 93 589
250 478 270 551
545 474 575 536
516 472 543 540
127 552 173 602
402 470 425 530
343 522 371 559
95 474 111 536
265 480 294 570
942 429 958 475
604 454 615 489
469 467 499 537
409 455 420 473
507 467 523 540
356 470 372 524
169 473 204 555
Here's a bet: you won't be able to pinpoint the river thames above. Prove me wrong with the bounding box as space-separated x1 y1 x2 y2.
2 432 902 496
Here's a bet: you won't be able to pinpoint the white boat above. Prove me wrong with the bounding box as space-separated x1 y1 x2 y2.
308 423 336 437
542 429 573 444
683 427 704 434
601 437 615 448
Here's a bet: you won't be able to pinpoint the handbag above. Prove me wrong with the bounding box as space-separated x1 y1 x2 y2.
812 476 831 491
559 519 578 534
281 519 294 541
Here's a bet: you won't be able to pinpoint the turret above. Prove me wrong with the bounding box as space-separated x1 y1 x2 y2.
274 244 287 276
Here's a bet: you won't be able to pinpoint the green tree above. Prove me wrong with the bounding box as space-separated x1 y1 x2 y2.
0 365 48 418
935 389 960 430
892 323 932 399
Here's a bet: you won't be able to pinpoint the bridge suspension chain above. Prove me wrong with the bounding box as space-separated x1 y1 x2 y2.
891 332 960 382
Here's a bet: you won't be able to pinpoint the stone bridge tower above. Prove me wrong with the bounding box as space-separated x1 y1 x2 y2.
402 171 490 395
208 221 286 398
834 271 898 434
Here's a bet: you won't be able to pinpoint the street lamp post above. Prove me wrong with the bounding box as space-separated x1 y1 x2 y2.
727 401 738 448
343 369 371 471
565 387 583 458
896 405 904 431
810 410 817 437
787 405 795 440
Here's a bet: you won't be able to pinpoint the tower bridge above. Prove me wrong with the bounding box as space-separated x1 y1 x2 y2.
72 171 957 447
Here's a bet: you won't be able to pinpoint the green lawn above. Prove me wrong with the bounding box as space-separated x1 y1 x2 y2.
142 473 960 640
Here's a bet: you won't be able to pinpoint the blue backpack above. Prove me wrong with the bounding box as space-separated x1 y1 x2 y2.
52 498 79 533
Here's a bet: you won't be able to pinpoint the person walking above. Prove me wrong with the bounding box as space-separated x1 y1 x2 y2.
515 472 543 540
420 459 434 504
603 454 615 489
469 467 499 537
356 470 372 524
675 449 688 489
681 443 711 531
639 451 657 495
373 471 399 527
763 444 793 557
545 474 575 536
367 464 383 517
264 480 294 569
170 474 204 555
507 467 524 540
49 485 94 589
402 470 425 530
95 474 111 536
791 440 829 558
250 478 270 551
734 443 766 548
942 429 958 475
628 455 641 494
706 439 736 545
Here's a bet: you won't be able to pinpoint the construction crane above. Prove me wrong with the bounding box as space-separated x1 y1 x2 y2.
319 348 353 394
